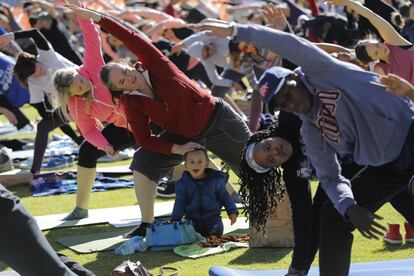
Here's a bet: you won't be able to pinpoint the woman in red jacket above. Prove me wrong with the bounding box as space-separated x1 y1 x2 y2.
68 5 250 237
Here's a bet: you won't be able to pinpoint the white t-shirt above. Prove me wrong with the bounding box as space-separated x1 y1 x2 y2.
28 44 76 104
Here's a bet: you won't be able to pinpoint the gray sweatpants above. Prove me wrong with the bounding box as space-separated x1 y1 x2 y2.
130 97 251 182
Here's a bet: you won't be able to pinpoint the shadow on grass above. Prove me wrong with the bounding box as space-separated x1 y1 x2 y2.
9 185 32 199
229 247 291 265
373 242 414 253
0 261 8 272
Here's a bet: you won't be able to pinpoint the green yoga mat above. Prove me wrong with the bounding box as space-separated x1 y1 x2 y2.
56 218 250 254
174 241 249 259
173 218 250 258
55 229 128 253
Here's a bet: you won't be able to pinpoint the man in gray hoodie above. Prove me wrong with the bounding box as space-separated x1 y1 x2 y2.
194 22 414 276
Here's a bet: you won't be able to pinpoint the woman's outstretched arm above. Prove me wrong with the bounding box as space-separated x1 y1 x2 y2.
327 0 411 46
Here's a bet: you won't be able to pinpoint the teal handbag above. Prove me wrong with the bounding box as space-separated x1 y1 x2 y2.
146 220 203 247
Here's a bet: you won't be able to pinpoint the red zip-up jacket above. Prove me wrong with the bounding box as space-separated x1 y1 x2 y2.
98 16 216 155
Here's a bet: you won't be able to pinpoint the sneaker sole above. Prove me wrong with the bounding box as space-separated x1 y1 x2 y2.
383 238 403 245
156 191 176 198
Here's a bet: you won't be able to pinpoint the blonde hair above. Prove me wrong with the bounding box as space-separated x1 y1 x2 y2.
53 68 92 120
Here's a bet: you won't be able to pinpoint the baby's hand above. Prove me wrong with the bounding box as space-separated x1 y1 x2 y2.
229 213 238 225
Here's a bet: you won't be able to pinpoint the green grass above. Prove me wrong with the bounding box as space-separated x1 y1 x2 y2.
1 105 413 275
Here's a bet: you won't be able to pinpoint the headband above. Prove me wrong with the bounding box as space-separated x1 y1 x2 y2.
245 143 270 174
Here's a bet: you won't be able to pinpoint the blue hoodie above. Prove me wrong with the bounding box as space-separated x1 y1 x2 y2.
171 169 239 221
236 24 414 216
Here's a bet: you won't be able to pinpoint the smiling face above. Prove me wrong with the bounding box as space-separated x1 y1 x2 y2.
252 137 293 168
271 75 312 114
69 74 92 96
184 150 209 180
108 64 144 91
364 42 390 61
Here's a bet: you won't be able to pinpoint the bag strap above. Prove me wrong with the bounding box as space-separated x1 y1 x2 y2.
135 261 152 276
157 266 178 276
126 261 140 276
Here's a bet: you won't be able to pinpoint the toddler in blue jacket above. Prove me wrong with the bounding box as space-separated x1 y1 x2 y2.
171 148 238 237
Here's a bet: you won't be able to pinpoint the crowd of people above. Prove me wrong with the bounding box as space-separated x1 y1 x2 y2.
0 0 414 275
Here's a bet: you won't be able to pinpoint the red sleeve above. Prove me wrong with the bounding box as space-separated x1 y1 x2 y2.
164 3 176 17
308 0 319 16
98 16 165 70
124 97 174 155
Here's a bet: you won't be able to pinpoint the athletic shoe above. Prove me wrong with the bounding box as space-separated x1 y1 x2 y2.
123 222 151 238
383 223 403 245
18 158 34 170
404 222 414 243
0 147 13 173
156 180 176 198
285 266 306 276
63 207 88 220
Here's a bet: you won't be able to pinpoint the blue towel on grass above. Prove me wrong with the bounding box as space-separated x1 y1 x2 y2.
31 175 134 197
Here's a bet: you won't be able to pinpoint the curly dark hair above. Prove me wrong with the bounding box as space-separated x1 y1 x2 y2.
238 123 289 233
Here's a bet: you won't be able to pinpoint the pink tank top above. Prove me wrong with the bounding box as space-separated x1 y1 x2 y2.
375 44 414 85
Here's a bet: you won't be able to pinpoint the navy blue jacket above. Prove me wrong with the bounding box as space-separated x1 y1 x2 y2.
171 169 239 221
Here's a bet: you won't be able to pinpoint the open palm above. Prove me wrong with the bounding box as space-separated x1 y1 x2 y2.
262 3 288 31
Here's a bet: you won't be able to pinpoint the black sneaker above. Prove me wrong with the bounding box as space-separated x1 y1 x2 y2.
156 180 176 198
123 222 150 238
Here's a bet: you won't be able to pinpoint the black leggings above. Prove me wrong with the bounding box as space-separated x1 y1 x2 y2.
77 123 136 168
0 96 30 130
30 101 83 174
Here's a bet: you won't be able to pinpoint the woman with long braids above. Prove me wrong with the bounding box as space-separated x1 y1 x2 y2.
239 111 324 276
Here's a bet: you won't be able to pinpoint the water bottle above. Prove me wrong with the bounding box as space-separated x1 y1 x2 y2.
114 241 135 255
131 236 147 252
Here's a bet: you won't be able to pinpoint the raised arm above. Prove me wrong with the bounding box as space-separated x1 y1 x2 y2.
326 0 411 46
314 42 353 54
0 2 23 31
301 120 355 216
192 21 339 74
12 29 49 50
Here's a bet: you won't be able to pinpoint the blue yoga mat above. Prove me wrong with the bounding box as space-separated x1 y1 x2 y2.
209 258 414 276
31 175 134 197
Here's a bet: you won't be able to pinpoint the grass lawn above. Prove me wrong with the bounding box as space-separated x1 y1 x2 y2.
0 104 413 275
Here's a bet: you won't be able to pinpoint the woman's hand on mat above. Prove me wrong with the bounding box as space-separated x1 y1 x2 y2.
64 4 102 22
379 74 414 99
103 144 116 156
0 33 14 48
346 204 386 239
171 142 204 155
262 3 288 31
229 213 238 225
190 22 234 38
